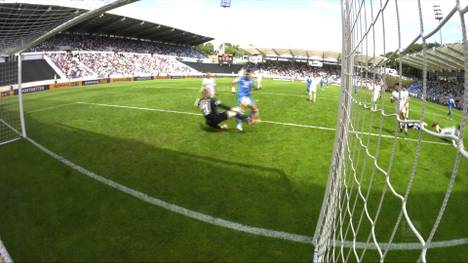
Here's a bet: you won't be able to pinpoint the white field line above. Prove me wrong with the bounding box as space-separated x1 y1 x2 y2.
76 101 450 146
24 136 468 250
27 102 80 113
0 137 21 146
25 136 314 244
0 238 13 263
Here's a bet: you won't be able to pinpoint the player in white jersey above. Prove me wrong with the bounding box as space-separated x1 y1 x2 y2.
390 84 410 135
371 80 381 111
202 72 216 96
432 123 460 137
391 86 400 112
400 87 410 117
194 72 216 106
256 70 263 90
308 73 319 103
432 122 461 146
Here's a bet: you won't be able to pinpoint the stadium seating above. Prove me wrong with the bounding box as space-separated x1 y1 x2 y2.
29 34 206 59
0 59 56 86
408 80 464 108
45 52 200 79
180 62 243 74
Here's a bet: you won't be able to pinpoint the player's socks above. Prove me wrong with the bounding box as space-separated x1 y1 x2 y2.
249 110 258 124
236 119 243 131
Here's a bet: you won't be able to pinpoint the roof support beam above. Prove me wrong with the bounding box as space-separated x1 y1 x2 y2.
426 52 463 70
434 48 464 64
403 56 441 71
422 54 459 71
401 58 424 70
118 21 147 35
89 17 123 33
446 45 463 56
134 25 162 37
271 48 280 56
147 28 174 39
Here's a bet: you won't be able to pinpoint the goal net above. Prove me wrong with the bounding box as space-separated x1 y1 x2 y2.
0 1 136 262
0 0 136 147
313 0 467 262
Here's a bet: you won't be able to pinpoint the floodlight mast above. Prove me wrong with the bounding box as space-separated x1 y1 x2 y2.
220 0 231 55
433 4 443 45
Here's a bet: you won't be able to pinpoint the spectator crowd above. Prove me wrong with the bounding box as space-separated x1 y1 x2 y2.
246 61 340 82
408 79 464 109
48 53 95 79
47 52 200 79
29 34 206 59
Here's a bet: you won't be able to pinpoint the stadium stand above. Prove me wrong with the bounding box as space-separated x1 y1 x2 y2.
30 34 206 59
0 59 56 86
180 61 243 74
46 52 200 79
408 79 464 109
0 3 216 81
246 61 340 81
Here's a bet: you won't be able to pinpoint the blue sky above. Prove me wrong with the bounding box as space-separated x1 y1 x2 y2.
21 0 467 53
111 0 344 51
110 0 467 53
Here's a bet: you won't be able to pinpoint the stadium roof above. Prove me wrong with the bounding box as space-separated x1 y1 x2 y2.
401 43 464 72
0 2 213 55
242 47 386 65
66 12 213 46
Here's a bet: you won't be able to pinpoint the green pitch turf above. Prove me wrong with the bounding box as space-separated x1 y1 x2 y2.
0 78 467 262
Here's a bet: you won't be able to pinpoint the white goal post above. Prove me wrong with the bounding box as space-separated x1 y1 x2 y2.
313 0 467 262
0 0 137 147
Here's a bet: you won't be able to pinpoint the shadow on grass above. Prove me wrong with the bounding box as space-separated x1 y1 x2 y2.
0 111 466 262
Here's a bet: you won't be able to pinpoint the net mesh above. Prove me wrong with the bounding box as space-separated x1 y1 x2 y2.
0 1 119 55
0 0 132 148
0 55 21 146
313 0 468 262
0 1 134 259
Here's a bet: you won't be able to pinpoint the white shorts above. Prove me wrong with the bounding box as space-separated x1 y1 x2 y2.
372 93 379 102
309 86 317 93
206 87 215 98
399 102 408 115
239 96 255 106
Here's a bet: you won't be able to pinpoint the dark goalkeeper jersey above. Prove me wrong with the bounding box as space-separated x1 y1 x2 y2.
198 98 230 117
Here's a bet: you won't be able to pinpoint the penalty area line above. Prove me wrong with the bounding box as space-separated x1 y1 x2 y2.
24 136 468 250
76 101 450 146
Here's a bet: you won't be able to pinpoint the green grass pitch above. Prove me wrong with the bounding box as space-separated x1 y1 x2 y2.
0 78 467 262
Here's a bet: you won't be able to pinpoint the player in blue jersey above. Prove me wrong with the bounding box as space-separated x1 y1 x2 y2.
231 68 259 131
447 95 456 120
305 75 312 94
